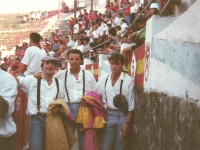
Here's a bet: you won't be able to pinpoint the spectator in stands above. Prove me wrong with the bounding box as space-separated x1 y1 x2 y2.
98 13 104 21
78 10 83 22
96 27 120 54
54 49 98 150
96 18 109 45
120 33 133 72
30 11 36 21
123 1 131 26
71 34 78 49
10 57 23 77
121 15 146 71
77 30 87 39
35 11 41 20
130 0 141 24
115 25 121 35
83 9 88 16
76 39 84 53
111 13 122 27
96 39 111 54
89 22 100 48
51 39 60 52
1 57 11 72
73 21 80 35
146 3 160 19
104 4 115 17
21 32 47 76
21 15 28 23
0 69 18 150
65 36 74 50
97 53 134 150
20 43 27 59
82 36 91 52
120 18 128 37
108 27 120 53
42 11 48 19
112 0 120 13
0 62 9 72
15 46 21 58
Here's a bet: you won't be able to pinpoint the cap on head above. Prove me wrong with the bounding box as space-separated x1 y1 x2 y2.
42 56 58 62
150 3 160 10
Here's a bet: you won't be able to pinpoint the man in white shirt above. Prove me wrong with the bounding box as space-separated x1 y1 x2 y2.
17 56 64 150
120 19 128 37
73 22 80 35
97 53 134 150
54 49 97 150
0 69 18 150
111 14 122 27
21 32 47 76
65 36 74 50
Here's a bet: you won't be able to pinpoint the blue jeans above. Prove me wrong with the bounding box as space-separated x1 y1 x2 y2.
125 15 131 26
67 103 84 150
29 114 46 150
102 109 126 150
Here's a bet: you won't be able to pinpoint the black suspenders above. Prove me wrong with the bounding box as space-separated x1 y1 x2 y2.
64 70 85 103
104 74 124 105
37 78 59 112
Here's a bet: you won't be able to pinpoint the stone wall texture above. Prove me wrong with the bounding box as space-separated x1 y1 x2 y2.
131 91 200 150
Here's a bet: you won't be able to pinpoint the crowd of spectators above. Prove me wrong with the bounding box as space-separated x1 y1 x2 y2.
0 0 176 76
21 11 49 23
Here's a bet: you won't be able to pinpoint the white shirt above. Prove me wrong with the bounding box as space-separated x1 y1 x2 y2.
0 70 18 137
120 43 133 53
73 23 79 34
54 69 97 103
17 75 64 115
113 17 122 27
21 46 47 76
66 40 74 48
76 45 84 53
130 4 139 13
120 23 128 36
100 22 108 36
98 72 134 111
72 41 78 49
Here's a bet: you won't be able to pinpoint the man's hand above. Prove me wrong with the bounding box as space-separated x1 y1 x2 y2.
121 122 129 139
51 105 62 116
33 72 42 79
80 98 87 107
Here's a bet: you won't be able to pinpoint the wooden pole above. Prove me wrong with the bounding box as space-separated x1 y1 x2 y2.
58 0 61 21
74 0 77 18
91 0 93 11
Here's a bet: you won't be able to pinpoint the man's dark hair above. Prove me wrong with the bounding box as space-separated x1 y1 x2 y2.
65 35 69 39
115 25 121 31
78 30 86 35
121 18 127 24
82 36 90 43
67 49 83 61
136 15 147 24
30 32 42 44
108 27 117 36
109 53 124 64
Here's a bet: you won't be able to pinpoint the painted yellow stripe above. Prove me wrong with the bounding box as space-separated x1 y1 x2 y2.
136 58 145 74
